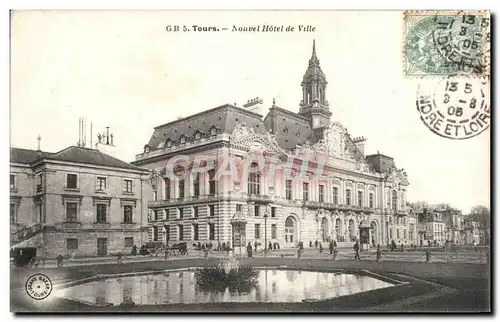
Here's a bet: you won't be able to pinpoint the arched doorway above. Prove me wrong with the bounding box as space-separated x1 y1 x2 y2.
335 218 342 242
284 216 297 246
321 217 328 242
370 221 377 246
348 219 356 242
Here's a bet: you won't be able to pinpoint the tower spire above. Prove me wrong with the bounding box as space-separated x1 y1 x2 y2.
309 39 319 65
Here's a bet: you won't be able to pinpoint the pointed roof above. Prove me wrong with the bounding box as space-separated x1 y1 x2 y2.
303 39 326 81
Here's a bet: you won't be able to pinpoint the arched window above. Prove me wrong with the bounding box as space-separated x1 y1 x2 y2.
248 162 260 195
180 136 186 144
391 190 398 210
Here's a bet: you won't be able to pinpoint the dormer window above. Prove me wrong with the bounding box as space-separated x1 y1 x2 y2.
210 128 217 136
166 140 172 148
180 136 186 144
195 132 201 140
144 145 150 153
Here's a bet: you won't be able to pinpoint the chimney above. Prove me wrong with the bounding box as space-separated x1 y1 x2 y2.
243 97 264 115
352 136 367 156
36 134 41 151
106 127 110 145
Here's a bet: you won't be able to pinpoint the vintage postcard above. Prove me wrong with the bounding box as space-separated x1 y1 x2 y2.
9 10 490 313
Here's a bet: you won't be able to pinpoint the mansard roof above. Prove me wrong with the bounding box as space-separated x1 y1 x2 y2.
147 104 267 149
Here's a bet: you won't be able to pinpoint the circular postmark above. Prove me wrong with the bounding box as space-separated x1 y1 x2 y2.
416 77 490 139
406 14 490 75
25 273 53 300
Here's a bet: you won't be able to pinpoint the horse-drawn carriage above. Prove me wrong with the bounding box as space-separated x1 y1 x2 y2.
11 247 40 268
166 242 188 256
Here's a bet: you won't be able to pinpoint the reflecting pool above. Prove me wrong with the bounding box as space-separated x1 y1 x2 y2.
57 269 394 305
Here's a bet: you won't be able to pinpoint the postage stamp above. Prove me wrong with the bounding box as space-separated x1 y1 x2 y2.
403 10 491 77
416 76 490 139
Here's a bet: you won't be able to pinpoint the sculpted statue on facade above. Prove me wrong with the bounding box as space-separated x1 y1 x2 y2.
150 170 160 191
231 123 251 141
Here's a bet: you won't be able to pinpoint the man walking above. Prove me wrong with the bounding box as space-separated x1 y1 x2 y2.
353 241 361 261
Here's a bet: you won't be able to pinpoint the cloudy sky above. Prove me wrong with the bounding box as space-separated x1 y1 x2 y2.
10 10 490 213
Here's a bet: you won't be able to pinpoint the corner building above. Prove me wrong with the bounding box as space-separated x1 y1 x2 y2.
10 146 151 258
133 41 415 249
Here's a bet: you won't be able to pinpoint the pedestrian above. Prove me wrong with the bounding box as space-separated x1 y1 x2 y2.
319 242 323 254
117 252 123 264
353 241 361 261
309 241 313 248
376 244 381 261
247 242 253 258
329 240 334 255
268 241 273 252
57 255 64 268
254 241 258 252
315 240 318 248
131 245 137 256
333 242 338 260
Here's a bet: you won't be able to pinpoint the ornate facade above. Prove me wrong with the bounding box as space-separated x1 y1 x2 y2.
133 41 415 249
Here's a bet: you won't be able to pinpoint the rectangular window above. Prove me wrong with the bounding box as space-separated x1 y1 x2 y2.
10 174 15 189
404 230 407 239
369 192 374 208
397 229 400 239
67 238 78 250
236 204 243 212
303 182 309 202
153 191 157 201
319 185 325 203
66 202 78 222
193 174 200 197
271 207 276 218
179 180 185 198
285 180 293 200
96 204 107 223
123 179 133 193
36 174 43 192
358 191 363 207
124 237 134 247
153 226 159 241
333 187 339 204
193 206 199 218
254 205 260 217
10 204 16 224
209 205 215 217
164 178 171 200
209 170 216 195
389 229 393 239
66 173 78 189
255 224 261 239
248 163 261 195
123 205 133 223
346 189 352 206
208 223 215 240
179 207 184 219
178 224 184 241
153 209 160 221
271 224 277 239
193 224 199 241
96 177 107 191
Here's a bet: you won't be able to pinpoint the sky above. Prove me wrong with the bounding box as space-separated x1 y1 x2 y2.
10 10 490 214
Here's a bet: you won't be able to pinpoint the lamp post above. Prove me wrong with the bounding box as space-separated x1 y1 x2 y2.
264 206 269 258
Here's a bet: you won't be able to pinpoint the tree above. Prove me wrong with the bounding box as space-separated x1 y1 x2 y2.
407 201 429 212
467 205 490 245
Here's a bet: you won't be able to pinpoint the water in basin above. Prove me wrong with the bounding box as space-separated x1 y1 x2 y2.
57 269 394 305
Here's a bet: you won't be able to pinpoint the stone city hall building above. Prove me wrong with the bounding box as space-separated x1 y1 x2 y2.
133 41 416 249
10 136 151 258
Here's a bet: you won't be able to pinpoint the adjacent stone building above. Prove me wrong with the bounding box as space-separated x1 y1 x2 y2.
133 41 416 249
10 145 151 258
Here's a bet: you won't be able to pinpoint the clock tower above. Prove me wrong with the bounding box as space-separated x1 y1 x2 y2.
298 40 332 138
